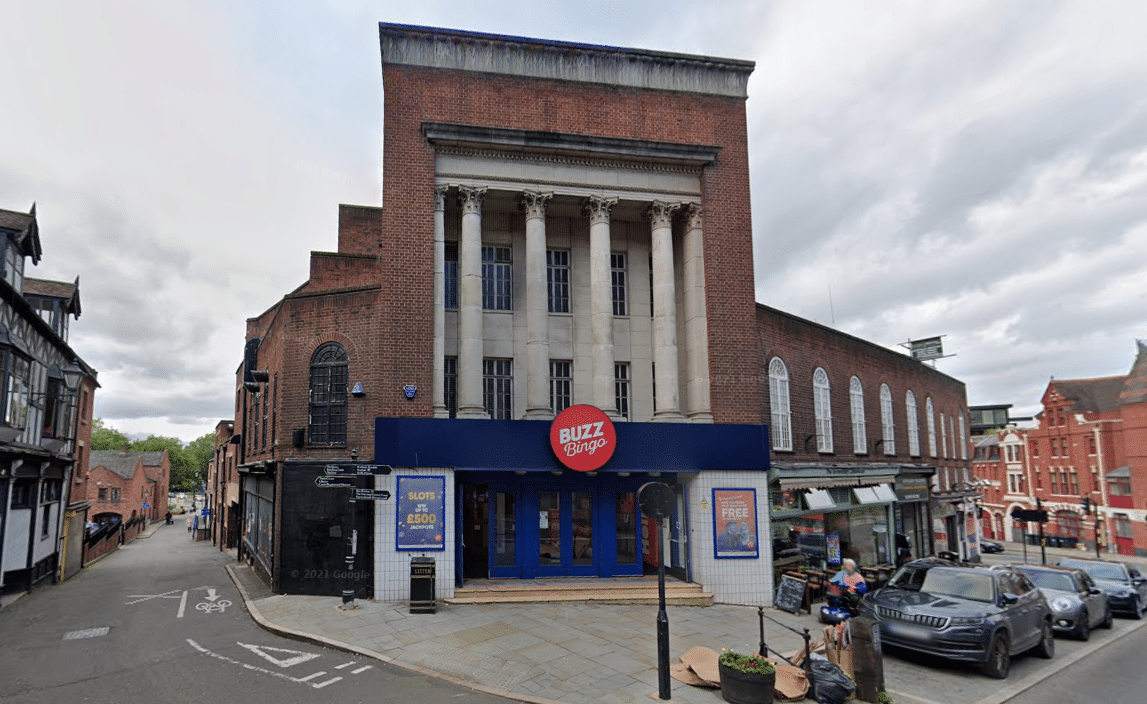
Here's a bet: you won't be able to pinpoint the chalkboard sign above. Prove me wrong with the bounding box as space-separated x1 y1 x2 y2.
774 574 807 615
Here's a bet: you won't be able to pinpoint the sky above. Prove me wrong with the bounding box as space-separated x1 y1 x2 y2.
3 1 1145 443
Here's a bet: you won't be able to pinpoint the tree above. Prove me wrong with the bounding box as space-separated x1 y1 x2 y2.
185 433 215 491
91 418 131 451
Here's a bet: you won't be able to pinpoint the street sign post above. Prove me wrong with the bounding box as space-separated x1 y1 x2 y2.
354 488 391 501
314 476 356 489
324 464 393 476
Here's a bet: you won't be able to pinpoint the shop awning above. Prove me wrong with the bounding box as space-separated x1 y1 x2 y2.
780 475 897 490
804 488 836 510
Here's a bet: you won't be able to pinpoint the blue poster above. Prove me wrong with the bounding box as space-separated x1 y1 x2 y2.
396 476 446 551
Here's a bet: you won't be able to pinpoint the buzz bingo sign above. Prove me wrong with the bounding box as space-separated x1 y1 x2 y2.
550 404 617 472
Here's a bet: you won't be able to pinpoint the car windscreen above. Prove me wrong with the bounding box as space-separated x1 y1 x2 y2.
1020 571 1075 592
887 565 928 591
920 569 995 603
1063 560 1125 581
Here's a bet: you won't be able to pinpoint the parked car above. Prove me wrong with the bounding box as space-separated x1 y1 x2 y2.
860 561 1054 679
980 539 1005 554
1008 563 1112 640
1055 556 1147 619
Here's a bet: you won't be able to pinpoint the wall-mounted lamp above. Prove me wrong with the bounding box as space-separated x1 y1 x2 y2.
351 382 366 397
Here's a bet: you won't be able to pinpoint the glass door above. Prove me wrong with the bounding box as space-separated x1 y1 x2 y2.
489 488 519 578
531 488 598 577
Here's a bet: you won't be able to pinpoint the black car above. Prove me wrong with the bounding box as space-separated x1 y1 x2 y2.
1010 563 1112 640
861 561 1054 679
980 539 1005 554
1055 556 1147 619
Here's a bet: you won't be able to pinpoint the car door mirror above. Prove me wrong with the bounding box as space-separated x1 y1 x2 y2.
1089 587 1103 596
1001 593 1018 606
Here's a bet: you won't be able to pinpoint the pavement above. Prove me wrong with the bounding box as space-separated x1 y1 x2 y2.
211 538 1147 704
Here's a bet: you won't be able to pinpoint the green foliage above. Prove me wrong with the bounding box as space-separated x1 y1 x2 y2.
718 650 775 676
89 420 216 492
91 418 131 451
878 689 893 704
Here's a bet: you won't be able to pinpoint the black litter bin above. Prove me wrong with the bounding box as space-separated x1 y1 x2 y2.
410 557 436 613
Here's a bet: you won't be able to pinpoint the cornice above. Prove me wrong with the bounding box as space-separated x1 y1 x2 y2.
381 23 754 99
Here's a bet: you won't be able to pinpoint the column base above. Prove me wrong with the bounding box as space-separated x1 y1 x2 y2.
524 407 554 420
456 406 490 420
686 411 714 424
651 410 686 422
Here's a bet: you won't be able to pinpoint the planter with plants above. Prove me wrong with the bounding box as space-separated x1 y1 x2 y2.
718 650 776 704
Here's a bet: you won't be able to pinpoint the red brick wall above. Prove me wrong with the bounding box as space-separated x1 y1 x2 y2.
86 462 150 520
758 304 970 473
376 63 762 424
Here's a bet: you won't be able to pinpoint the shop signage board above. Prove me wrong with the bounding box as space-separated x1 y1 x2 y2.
549 404 616 472
775 574 807 614
396 476 445 550
712 488 759 559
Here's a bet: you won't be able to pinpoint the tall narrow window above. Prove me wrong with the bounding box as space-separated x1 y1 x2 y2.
906 390 920 456
615 363 630 420
813 368 833 453
444 242 459 309
3 352 30 430
550 361 572 414
958 412 967 460
483 358 513 420
261 382 268 450
926 397 937 458
940 412 947 458
271 373 278 447
547 250 570 313
880 384 895 455
309 342 348 445
611 253 627 316
850 376 866 454
444 356 458 419
482 246 512 310
768 358 792 451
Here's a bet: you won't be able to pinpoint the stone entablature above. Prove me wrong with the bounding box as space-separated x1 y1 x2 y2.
380 24 755 99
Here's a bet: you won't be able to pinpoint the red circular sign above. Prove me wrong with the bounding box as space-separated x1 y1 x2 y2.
550 405 617 472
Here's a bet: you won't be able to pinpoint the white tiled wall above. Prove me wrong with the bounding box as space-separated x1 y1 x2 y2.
685 470 774 607
373 467 456 602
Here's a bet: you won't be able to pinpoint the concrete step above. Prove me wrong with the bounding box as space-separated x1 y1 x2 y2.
446 578 714 606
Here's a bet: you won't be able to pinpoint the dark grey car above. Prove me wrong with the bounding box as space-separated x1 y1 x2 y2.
1056 556 1147 618
1010 564 1112 640
861 562 1054 679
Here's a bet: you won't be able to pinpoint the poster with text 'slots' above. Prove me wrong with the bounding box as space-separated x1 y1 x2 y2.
396 476 446 551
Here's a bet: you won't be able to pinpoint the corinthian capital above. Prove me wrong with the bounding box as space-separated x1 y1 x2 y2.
434 185 450 212
583 194 618 226
646 200 681 230
457 185 487 216
519 190 553 221
683 202 702 231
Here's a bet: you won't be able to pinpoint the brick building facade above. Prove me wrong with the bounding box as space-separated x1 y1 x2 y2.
975 340 1147 557
217 24 971 606
82 451 170 525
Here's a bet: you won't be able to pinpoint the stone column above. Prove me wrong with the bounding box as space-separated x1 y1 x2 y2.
648 200 683 421
682 203 713 422
586 195 619 416
522 191 553 419
456 185 488 419
432 185 450 418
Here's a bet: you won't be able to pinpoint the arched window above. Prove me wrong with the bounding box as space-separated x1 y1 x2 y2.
850 376 866 454
309 342 348 445
768 358 792 451
813 368 833 453
906 390 920 456
880 384 895 455
926 397 937 458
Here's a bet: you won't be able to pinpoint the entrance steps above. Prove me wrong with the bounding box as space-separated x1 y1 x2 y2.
447 577 714 606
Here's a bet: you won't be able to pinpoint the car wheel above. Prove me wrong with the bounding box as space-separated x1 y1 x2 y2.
1075 609 1090 641
1134 598 1144 620
1033 620 1055 659
981 632 1011 679
1101 604 1114 629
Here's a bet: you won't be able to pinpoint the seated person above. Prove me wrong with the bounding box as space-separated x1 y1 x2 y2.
830 558 867 594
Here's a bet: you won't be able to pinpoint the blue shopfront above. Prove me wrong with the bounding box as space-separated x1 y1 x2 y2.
375 415 769 586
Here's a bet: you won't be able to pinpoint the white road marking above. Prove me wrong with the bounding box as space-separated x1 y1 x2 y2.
126 589 184 605
205 587 220 602
238 642 321 668
335 661 356 669
62 627 110 640
352 665 373 674
298 671 327 681
177 591 188 618
195 600 232 613
313 676 343 689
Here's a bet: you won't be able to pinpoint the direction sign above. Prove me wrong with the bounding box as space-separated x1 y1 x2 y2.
353 489 391 501
324 464 393 476
1010 508 1049 523
315 476 355 489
